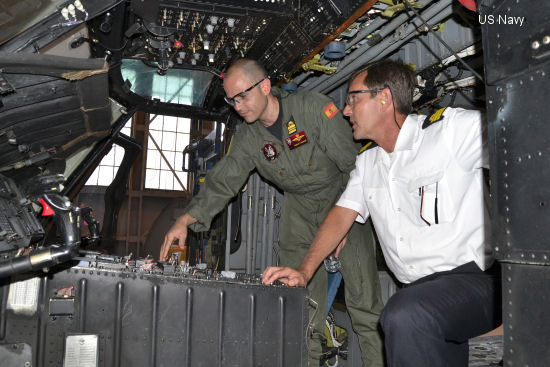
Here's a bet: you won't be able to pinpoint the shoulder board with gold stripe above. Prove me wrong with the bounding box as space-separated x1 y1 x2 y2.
358 140 378 155
226 135 235 154
422 107 447 129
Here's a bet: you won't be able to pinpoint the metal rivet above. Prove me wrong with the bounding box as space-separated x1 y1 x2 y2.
544 36 550 45
532 41 541 49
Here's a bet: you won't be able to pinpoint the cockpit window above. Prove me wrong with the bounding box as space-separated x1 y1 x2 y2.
121 59 213 106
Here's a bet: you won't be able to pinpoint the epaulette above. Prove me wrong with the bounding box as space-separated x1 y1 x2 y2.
358 140 378 155
422 107 447 129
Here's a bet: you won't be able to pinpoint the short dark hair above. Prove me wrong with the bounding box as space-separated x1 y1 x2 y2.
226 58 267 82
348 59 416 115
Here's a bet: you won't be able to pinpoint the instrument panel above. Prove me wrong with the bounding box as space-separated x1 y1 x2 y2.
119 0 366 79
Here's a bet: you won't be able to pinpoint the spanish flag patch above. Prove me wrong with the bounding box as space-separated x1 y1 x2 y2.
323 102 338 119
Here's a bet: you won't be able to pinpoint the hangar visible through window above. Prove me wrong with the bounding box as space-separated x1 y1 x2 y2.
84 115 190 191
85 120 133 186
145 115 190 191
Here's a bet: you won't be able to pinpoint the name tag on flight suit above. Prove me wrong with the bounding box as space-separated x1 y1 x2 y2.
285 130 308 150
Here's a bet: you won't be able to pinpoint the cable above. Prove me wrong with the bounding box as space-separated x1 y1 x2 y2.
385 85 402 130
403 0 484 82
15 0 126 53
15 12 89 52
305 296 320 356
90 37 131 52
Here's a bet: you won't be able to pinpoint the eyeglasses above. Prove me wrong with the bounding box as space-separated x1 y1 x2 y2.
345 88 383 106
419 183 439 226
224 77 266 106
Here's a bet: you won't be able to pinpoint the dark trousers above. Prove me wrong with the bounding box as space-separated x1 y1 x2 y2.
380 261 502 367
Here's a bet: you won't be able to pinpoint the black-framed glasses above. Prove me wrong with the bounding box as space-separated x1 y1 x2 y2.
224 77 266 106
345 88 383 106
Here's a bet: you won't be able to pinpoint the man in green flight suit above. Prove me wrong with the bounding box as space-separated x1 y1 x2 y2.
159 58 383 367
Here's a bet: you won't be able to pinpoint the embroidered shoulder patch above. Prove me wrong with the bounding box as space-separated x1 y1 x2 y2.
358 140 378 155
422 107 447 129
323 102 339 119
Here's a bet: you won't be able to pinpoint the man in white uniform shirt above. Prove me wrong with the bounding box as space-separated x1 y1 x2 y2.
263 59 501 366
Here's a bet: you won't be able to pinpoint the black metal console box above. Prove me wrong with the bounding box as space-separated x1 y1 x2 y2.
0 263 308 367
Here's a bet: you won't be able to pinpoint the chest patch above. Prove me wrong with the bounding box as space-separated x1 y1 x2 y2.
285 130 308 150
261 142 279 162
287 119 297 135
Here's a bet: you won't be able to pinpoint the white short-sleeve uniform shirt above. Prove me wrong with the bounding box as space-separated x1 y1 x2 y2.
337 107 492 283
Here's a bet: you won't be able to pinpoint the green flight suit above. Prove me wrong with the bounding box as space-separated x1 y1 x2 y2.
185 88 384 366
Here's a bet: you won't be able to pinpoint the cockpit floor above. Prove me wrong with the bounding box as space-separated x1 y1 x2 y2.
469 335 503 366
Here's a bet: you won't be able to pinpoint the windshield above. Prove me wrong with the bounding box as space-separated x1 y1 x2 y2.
121 59 214 106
